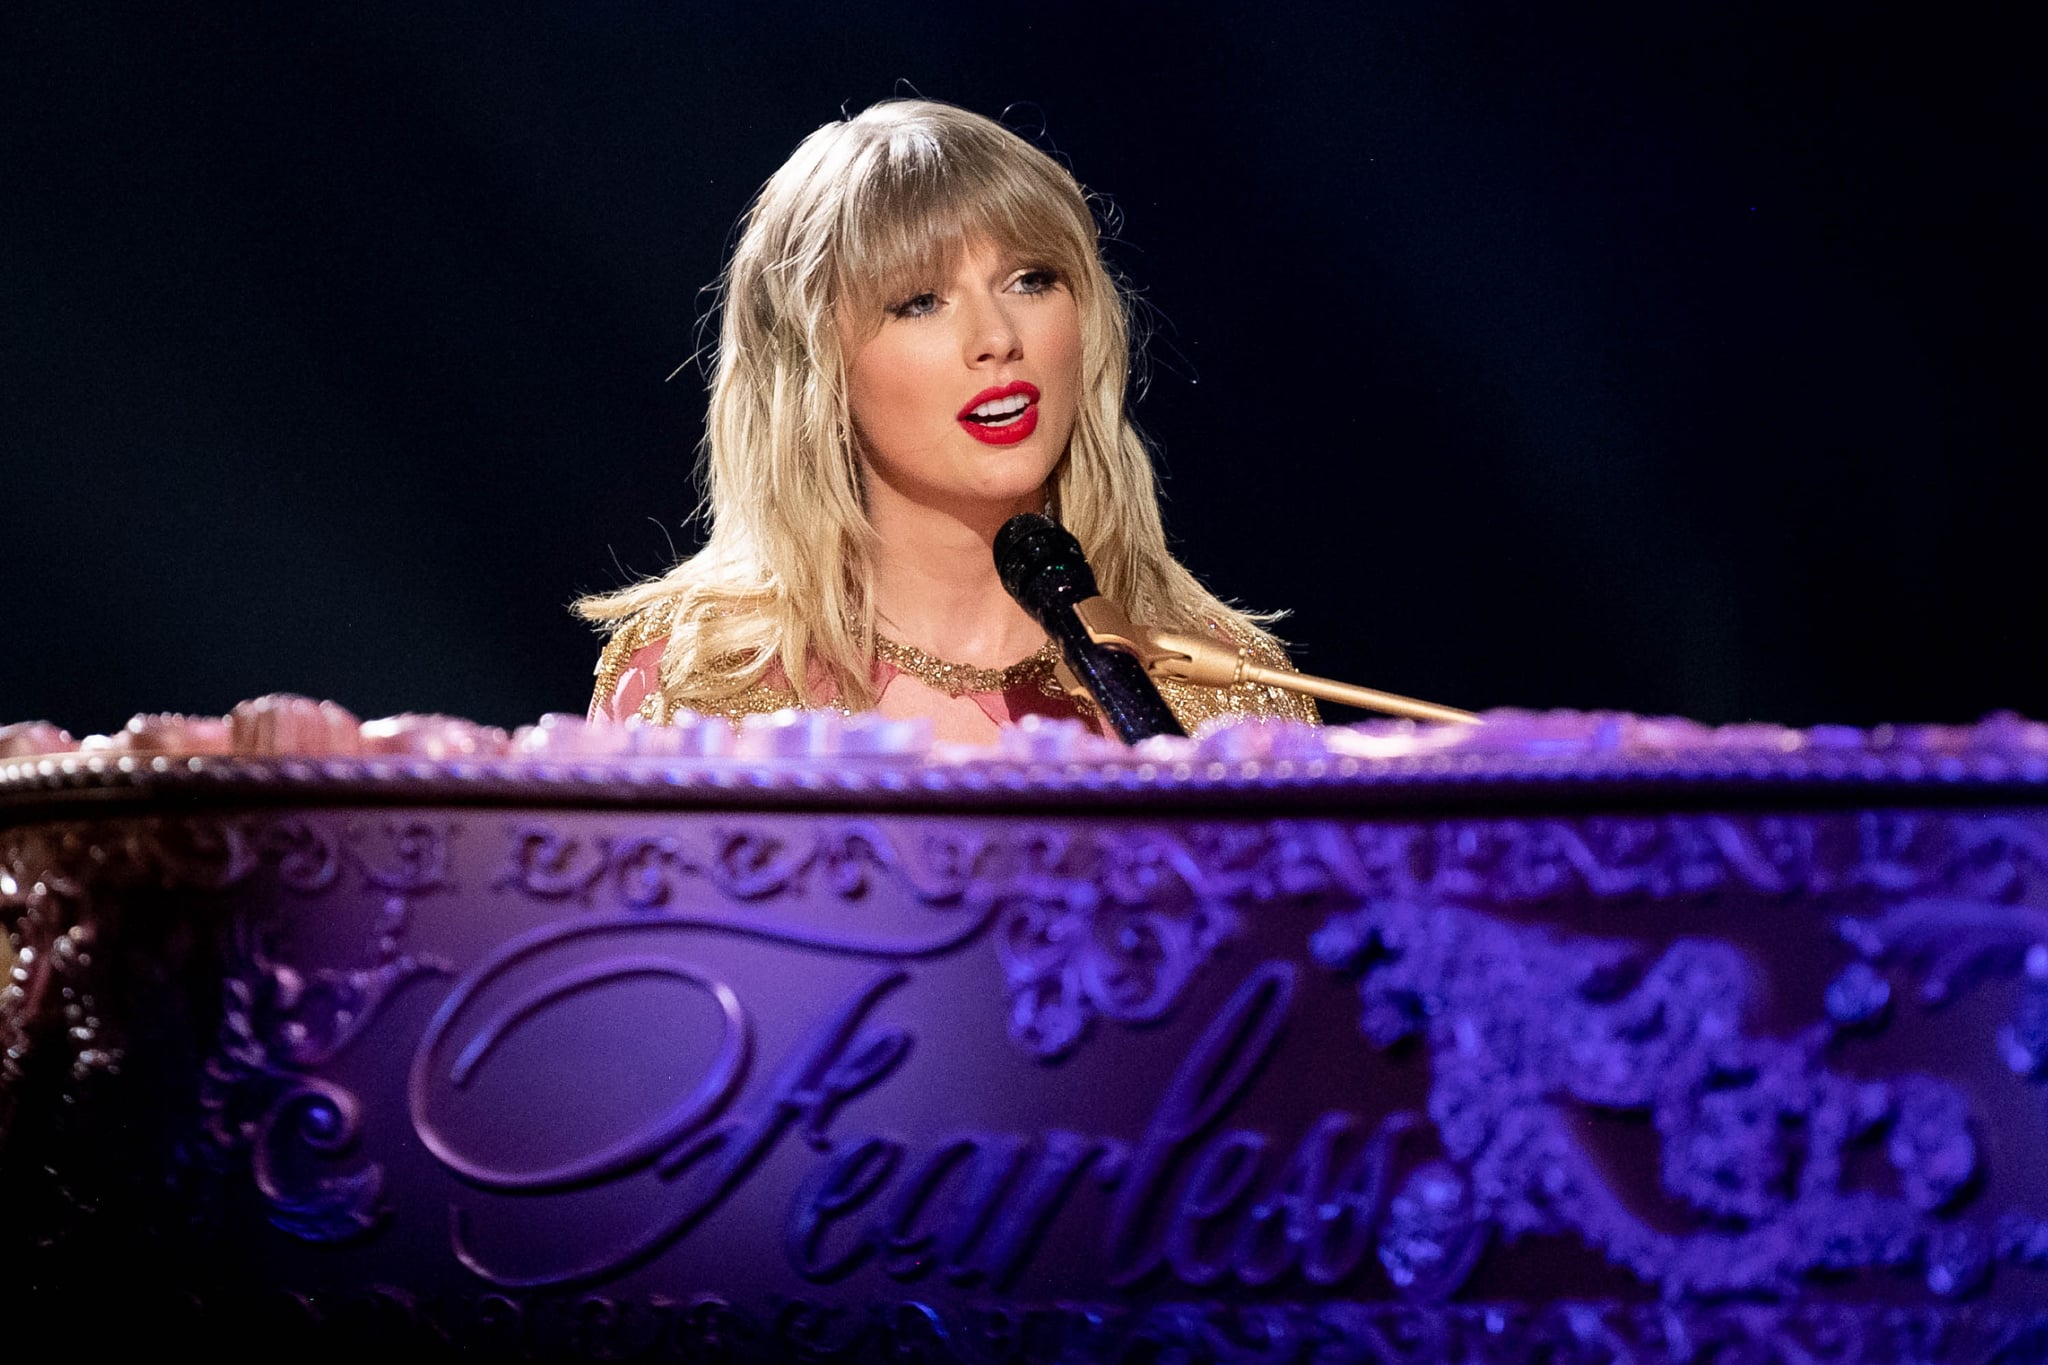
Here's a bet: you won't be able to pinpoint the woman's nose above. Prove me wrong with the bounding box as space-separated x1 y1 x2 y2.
963 295 1024 366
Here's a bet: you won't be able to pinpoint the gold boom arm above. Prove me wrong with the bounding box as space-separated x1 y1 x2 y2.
1068 597 1481 727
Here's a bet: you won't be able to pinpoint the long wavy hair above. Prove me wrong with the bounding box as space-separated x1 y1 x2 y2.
576 98 1283 711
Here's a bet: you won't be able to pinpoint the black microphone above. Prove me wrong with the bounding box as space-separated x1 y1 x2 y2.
994 513 1187 743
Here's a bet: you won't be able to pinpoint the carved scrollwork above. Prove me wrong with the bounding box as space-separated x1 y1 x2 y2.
993 829 1242 1062
21 788 2048 1349
1 826 118 1124
1173 807 2048 1305
1307 804 2048 1307
1185 811 2048 915
496 820 983 912
197 818 454 1241
2 832 66 1115
1838 895 2048 1105
1375 1160 1487 1301
2 815 453 1245
249 1079 385 1240
490 818 1244 1064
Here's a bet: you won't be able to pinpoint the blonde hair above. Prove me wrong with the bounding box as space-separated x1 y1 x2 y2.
576 98 1284 711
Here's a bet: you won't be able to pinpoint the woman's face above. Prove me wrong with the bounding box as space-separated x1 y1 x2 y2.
843 235 1083 527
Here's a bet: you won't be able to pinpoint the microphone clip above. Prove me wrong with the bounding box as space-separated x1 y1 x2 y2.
1043 598 1232 704
1067 597 1483 727
1072 599 1246 688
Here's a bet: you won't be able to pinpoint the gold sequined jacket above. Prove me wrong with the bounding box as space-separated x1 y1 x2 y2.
589 606 1321 732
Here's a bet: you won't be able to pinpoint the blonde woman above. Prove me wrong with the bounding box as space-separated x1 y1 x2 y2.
580 99 1316 745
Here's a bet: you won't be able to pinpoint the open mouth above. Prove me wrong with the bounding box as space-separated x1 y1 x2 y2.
958 382 1040 446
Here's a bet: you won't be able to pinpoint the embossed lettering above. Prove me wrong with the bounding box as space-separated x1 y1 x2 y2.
415 954 749 1192
969 1131 1128 1289
1232 1113 1359 1285
876 1134 1029 1281
652 968 910 1232
1299 1112 1412 1286
788 1137 900 1282
1164 1130 1267 1285
1103 961 1296 1285
447 968 910 1287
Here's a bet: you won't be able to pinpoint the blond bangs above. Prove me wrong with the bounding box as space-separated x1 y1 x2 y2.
831 129 1099 330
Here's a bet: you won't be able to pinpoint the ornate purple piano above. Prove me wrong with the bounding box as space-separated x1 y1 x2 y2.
5 700 2048 1361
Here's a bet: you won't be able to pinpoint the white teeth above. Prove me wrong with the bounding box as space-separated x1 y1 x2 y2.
968 393 1031 420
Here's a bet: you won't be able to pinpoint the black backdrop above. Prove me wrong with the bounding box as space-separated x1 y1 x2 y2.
4 4 2038 737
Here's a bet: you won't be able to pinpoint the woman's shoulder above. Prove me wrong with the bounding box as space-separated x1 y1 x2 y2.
588 604 677 723
1155 619 1322 730
588 602 811 726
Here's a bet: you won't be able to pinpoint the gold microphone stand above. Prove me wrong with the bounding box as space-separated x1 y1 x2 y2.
1066 597 1482 727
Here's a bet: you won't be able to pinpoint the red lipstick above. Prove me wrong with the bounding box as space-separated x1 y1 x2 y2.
957 381 1041 446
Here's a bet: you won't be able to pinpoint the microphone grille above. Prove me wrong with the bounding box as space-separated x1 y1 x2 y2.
994 513 1095 603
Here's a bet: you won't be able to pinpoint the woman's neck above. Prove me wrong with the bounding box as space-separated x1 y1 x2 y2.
867 494 1048 669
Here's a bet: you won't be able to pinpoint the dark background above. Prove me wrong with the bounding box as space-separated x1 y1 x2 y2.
4 3 2037 738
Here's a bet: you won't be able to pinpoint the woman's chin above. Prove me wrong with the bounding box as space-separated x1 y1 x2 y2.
863 449 1062 527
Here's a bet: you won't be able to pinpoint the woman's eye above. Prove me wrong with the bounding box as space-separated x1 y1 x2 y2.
1012 269 1059 295
889 292 941 319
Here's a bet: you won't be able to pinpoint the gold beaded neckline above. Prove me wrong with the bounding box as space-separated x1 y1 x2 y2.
873 636 1061 697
